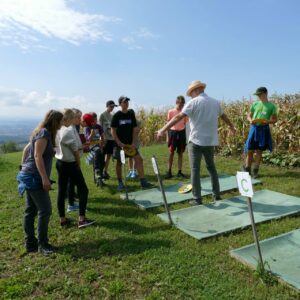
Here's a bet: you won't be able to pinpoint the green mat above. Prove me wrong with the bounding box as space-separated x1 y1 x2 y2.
231 229 300 290
124 175 261 209
158 190 300 240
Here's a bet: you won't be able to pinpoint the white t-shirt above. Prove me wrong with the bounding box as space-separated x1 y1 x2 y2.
182 93 223 146
55 125 83 162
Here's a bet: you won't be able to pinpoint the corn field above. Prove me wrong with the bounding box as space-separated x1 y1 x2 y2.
135 93 300 156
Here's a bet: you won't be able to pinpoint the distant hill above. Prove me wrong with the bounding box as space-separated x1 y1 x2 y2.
0 118 39 144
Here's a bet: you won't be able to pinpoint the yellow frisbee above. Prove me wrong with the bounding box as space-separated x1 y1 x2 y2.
178 184 192 194
253 118 267 125
123 144 137 157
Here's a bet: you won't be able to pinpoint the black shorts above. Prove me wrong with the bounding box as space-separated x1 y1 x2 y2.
168 129 186 153
103 140 116 155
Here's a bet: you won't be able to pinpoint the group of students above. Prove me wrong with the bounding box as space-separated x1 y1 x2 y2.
17 96 154 255
17 80 277 255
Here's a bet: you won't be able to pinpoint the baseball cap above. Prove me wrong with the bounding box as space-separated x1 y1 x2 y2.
82 113 94 126
118 96 130 105
106 100 117 107
254 87 268 95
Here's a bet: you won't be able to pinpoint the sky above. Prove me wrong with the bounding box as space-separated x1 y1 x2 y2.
0 0 299 119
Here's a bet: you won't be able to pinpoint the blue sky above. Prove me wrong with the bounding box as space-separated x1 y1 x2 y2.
0 0 299 118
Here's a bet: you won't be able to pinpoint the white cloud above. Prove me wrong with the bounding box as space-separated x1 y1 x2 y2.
0 86 98 117
134 27 160 39
122 27 159 50
121 36 142 50
0 0 120 49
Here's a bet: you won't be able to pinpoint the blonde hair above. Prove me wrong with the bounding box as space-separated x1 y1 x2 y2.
72 108 82 117
62 108 75 121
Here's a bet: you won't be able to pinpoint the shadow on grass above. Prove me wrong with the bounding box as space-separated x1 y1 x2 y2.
61 235 172 258
97 219 169 234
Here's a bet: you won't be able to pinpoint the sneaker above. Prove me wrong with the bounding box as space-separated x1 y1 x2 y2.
78 219 96 229
189 198 203 206
140 180 155 189
25 240 38 253
95 169 101 179
165 171 173 179
38 243 54 255
241 165 251 175
252 168 259 179
212 195 222 202
102 171 110 180
130 170 138 178
117 181 125 191
60 218 72 227
67 204 79 212
126 171 133 178
177 172 186 179
96 177 106 187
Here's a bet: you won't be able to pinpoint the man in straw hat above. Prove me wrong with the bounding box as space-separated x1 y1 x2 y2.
157 80 236 205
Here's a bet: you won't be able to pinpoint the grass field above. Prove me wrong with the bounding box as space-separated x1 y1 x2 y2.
1 144 300 299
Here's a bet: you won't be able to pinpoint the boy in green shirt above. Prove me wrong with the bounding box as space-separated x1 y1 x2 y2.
243 87 278 178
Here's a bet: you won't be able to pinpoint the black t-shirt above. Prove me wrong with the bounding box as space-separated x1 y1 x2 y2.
111 109 137 144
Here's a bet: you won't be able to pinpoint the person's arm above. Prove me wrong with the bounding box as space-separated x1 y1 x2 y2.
111 127 124 148
220 113 236 135
21 143 30 164
100 132 106 148
34 138 51 191
247 111 254 124
157 113 186 139
88 128 95 142
268 114 277 124
132 126 139 148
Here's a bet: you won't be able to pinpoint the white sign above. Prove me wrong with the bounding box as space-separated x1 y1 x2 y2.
236 171 254 197
120 150 126 164
151 157 159 175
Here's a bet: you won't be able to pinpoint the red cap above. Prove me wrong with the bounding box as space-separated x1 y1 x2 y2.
82 113 94 126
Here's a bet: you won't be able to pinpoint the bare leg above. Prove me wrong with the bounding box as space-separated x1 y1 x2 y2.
104 154 111 173
178 152 183 171
128 157 134 170
134 154 144 178
116 161 122 180
168 152 174 172
246 150 254 168
254 150 263 166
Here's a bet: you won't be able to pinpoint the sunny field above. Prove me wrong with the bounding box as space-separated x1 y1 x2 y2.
0 144 300 299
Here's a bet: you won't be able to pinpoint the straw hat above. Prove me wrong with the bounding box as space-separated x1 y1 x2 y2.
186 80 206 97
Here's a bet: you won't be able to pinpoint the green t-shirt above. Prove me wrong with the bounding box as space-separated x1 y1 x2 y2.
250 101 277 121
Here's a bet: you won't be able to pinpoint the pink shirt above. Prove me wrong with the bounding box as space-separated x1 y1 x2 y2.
167 108 188 131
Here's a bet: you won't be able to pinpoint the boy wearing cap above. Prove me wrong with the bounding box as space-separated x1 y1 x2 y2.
243 87 277 178
100 100 117 179
111 96 154 190
82 113 106 184
165 95 188 179
157 80 236 205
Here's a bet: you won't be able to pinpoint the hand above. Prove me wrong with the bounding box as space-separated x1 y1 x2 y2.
118 142 125 148
42 177 52 191
156 129 164 141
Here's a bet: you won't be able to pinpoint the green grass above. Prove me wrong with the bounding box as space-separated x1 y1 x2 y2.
0 144 300 299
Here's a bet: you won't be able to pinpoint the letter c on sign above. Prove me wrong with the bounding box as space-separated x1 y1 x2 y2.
241 179 249 192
